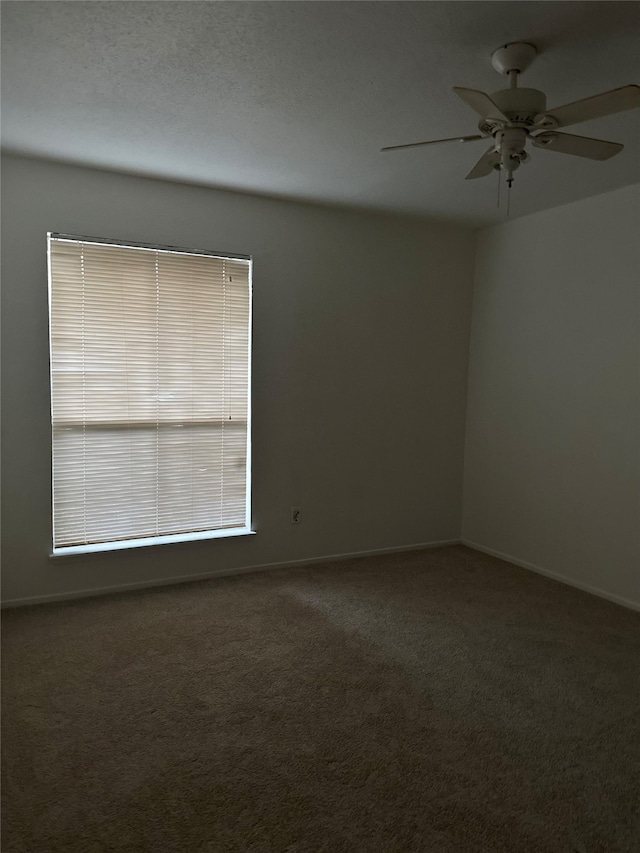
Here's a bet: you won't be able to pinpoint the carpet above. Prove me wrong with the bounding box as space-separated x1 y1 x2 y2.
2 545 639 852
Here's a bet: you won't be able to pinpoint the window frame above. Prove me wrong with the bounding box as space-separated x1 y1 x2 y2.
47 232 254 557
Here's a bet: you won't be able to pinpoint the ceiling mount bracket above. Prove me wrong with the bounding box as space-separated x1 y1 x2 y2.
491 43 537 76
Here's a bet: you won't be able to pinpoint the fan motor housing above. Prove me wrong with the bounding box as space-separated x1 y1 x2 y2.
491 88 547 124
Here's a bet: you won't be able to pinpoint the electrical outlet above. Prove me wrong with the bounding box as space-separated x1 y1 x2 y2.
291 506 301 525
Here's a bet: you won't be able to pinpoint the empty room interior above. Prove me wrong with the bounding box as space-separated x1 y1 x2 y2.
1 2 639 851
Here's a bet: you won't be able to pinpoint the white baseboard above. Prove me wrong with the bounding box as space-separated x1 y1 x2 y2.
2 538 460 608
462 540 640 613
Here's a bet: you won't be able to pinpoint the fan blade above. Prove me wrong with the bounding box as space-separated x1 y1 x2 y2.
465 146 500 180
532 132 623 160
536 84 640 129
453 87 508 121
381 134 483 152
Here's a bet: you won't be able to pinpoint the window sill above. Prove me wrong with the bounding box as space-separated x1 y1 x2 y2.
50 527 256 558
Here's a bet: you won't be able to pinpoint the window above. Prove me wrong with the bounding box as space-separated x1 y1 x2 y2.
48 234 252 554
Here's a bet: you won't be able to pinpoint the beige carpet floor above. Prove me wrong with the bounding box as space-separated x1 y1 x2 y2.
2 545 640 852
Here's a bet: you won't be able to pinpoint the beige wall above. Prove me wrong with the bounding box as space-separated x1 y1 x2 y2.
462 184 640 609
1 155 475 604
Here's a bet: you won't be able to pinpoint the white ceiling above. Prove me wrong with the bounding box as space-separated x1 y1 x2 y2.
2 1 639 226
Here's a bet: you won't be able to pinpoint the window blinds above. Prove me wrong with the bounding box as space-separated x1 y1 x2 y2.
48 236 251 550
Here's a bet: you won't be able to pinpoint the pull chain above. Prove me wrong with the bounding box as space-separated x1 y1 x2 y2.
497 167 501 208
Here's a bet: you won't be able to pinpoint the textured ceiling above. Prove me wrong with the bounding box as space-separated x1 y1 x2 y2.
2 1 639 226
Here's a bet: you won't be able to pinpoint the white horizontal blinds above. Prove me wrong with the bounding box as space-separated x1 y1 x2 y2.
49 237 251 548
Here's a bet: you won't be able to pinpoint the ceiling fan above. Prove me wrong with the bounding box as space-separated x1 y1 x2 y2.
382 43 640 188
